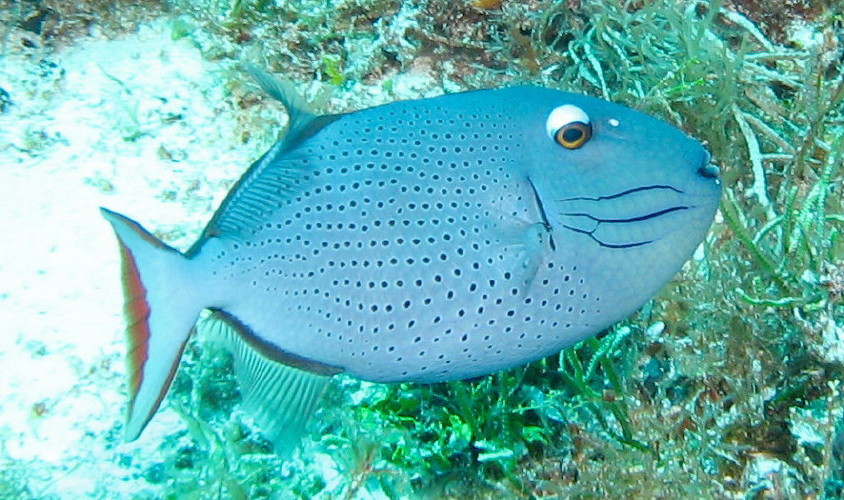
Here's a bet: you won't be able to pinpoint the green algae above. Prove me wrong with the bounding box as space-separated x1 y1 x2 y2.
142 1 844 498
66 0 843 497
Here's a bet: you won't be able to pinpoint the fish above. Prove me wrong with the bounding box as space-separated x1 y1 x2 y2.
102 69 721 451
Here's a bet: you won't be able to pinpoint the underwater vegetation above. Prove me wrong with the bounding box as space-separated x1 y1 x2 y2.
110 0 841 497
3 0 842 497
2 0 168 46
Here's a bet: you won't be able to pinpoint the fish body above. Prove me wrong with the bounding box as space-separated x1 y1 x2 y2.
103 81 720 446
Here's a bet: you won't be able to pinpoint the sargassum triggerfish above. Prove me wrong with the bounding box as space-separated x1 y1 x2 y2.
102 68 721 452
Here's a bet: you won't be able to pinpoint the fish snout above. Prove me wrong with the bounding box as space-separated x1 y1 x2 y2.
698 163 720 180
693 149 719 181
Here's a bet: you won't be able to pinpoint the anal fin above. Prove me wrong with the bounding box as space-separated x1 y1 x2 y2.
196 311 334 455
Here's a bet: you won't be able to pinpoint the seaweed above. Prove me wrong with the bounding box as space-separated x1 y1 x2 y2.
524 0 844 496
1 0 167 47
93 0 844 497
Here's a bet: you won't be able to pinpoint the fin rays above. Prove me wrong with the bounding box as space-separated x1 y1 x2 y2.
197 311 334 455
194 69 342 245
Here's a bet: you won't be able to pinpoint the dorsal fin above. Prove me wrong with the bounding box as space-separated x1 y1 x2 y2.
244 64 341 154
244 63 319 145
190 67 341 251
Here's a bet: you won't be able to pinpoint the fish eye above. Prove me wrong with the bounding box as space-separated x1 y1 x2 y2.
546 104 592 150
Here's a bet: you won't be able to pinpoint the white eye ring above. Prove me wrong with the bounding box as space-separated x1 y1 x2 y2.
545 104 591 140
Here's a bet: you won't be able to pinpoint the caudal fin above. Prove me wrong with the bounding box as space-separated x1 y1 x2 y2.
101 207 203 441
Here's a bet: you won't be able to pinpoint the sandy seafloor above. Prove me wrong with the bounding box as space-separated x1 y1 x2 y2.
0 21 417 497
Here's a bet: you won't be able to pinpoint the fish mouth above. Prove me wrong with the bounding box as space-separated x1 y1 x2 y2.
698 163 720 180
552 184 717 249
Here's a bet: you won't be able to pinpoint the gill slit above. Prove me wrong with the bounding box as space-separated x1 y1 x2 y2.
527 176 556 251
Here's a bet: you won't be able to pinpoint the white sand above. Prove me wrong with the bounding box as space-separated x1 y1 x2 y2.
0 21 279 497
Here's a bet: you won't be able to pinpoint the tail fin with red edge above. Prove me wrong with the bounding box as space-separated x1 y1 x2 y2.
101 207 202 441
